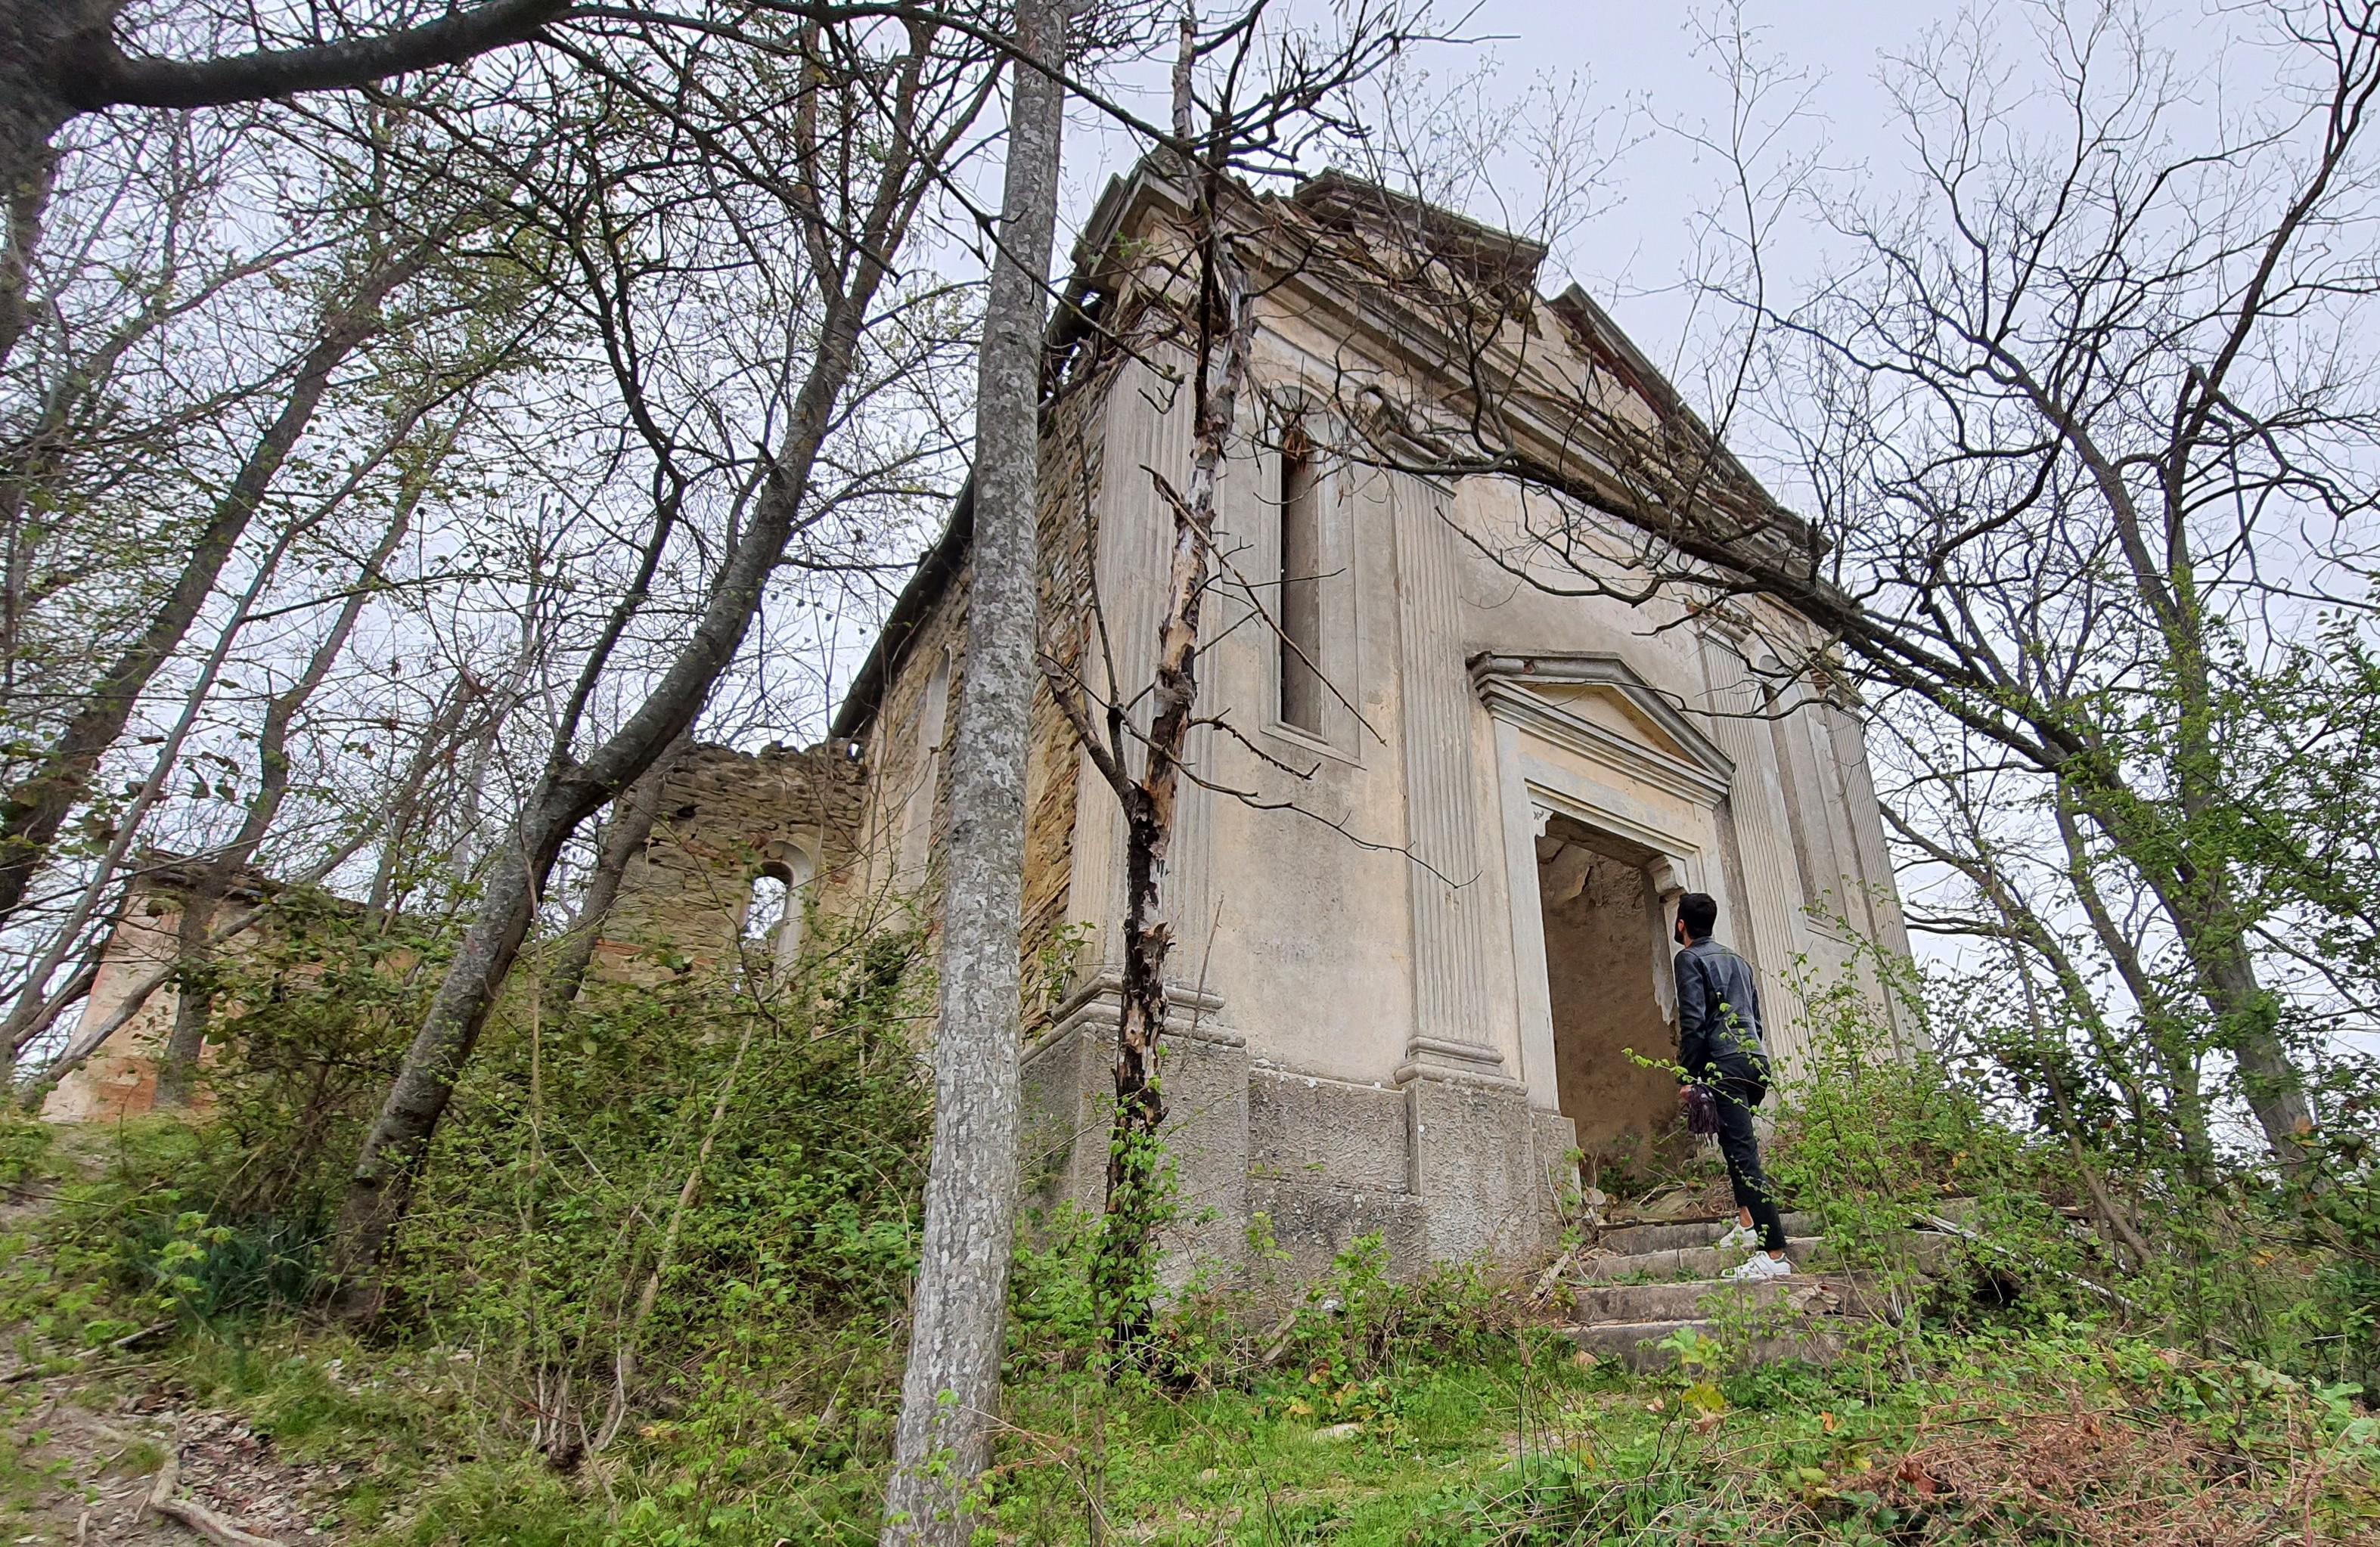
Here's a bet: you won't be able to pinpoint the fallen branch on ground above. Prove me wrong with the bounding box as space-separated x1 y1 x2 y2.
146 1451 286 1547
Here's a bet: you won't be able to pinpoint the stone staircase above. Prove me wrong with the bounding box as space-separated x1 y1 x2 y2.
1561 1209 1957 1372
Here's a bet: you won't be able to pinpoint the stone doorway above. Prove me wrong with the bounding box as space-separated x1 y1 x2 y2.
1533 815 1684 1183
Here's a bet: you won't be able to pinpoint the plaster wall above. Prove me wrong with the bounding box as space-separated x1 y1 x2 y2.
852 179 1913 1282
42 890 194 1123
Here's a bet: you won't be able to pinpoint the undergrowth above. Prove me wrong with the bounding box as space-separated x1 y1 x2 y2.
0 932 2375 1542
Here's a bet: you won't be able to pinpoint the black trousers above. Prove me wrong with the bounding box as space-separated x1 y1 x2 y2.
1712 1072 1786 1252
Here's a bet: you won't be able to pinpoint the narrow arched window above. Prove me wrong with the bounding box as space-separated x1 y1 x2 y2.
773 848 818 971
1278 418 1325 733
745 870 793 961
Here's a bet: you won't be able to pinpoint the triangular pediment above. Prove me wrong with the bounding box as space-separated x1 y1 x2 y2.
1469 653 1736 805
1528 680 1700 767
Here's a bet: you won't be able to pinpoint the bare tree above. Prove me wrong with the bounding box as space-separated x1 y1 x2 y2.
0 217 446 953
1286 0 2380 1167
151 416 463 1106
0 0 566 373
325 11 1006 1305
879 4 1072 1539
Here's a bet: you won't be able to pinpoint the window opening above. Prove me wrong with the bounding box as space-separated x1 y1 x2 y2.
1278 419 1324 733
745 869 793 962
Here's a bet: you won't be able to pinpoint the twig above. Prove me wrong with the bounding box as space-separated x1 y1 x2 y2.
1 1320 169 1382
1915 1211 2233 1351
1531 1245 1579 1305
156 1494 284 1547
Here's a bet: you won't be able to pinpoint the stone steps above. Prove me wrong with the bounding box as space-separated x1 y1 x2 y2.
1593 1210 1822 1257
1571 1313 1852 1373
1569 1271 1863 1325
1563 1266 1864 1374
1572 1226 1957 1285
1570 1235 1828 1284
1561 1217 1967 1372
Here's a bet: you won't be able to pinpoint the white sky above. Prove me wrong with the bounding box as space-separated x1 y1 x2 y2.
1051 0 1957 395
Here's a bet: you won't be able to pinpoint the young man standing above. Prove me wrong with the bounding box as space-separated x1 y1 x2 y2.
1671 891 1791 1281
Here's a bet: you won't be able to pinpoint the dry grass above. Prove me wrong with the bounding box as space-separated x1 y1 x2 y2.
1857 1403 2379 1547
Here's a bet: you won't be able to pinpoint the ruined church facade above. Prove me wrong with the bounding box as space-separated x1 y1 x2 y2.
824 166 1912 1279
50 166 1909 1286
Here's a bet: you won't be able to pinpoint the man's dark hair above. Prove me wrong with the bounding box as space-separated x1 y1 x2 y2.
1677 892 1719 941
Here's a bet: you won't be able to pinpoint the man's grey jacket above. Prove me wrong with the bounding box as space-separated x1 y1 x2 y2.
1674 936 1767 1083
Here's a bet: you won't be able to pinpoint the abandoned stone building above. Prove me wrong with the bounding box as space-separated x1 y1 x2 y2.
824 163 1913 1279
48 161 1908 1283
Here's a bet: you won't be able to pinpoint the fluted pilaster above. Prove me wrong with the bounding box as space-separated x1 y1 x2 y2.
1389 474 1508 1084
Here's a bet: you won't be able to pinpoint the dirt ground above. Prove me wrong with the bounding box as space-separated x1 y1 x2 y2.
6 1372 358 1545
2 1127 358 1545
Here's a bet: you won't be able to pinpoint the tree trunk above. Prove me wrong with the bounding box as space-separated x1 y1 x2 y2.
2189 920 2313 1160
0 93 61 380
327 262 892 1308
2068 770 2315 1164
538 731 687 1025
878 5 1068 1542
154 441 437 1107
0 2 94 375
152 881 222 1111
1092 158 1256 1355
0 239 423 945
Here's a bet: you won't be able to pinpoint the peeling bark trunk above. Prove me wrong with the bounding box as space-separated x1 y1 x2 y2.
1093 164 1256 1353
880 5 1069 1541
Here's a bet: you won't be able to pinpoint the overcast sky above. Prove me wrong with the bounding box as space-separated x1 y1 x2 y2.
1050 0 1965 399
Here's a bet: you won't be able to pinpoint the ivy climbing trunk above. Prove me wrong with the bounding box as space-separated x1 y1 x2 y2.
1091 141 1257 1353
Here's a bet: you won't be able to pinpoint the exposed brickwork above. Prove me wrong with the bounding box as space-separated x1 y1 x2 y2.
821 356 1113 1031
597 742 865 980
1019 365 1107 1025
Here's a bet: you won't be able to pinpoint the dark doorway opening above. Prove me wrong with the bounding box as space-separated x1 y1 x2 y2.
1534 815 1684 1182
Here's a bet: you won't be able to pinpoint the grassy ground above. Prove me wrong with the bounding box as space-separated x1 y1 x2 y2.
5 1304 2377 1544
4 1122 2375 1544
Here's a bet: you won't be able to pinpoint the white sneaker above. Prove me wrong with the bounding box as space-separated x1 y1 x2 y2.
1721 1252 1792 1282
1715 1223 1758 1251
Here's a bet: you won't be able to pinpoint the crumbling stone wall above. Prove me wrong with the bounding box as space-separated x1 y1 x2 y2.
42 857 289 1123
822 355 1110 1028
594 741 865 981
48 743 867 1124
1020 364 1105 1021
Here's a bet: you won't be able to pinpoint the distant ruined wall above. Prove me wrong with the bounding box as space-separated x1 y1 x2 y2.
593 741 866 981
42 859 286 1124
46 746 870 1123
